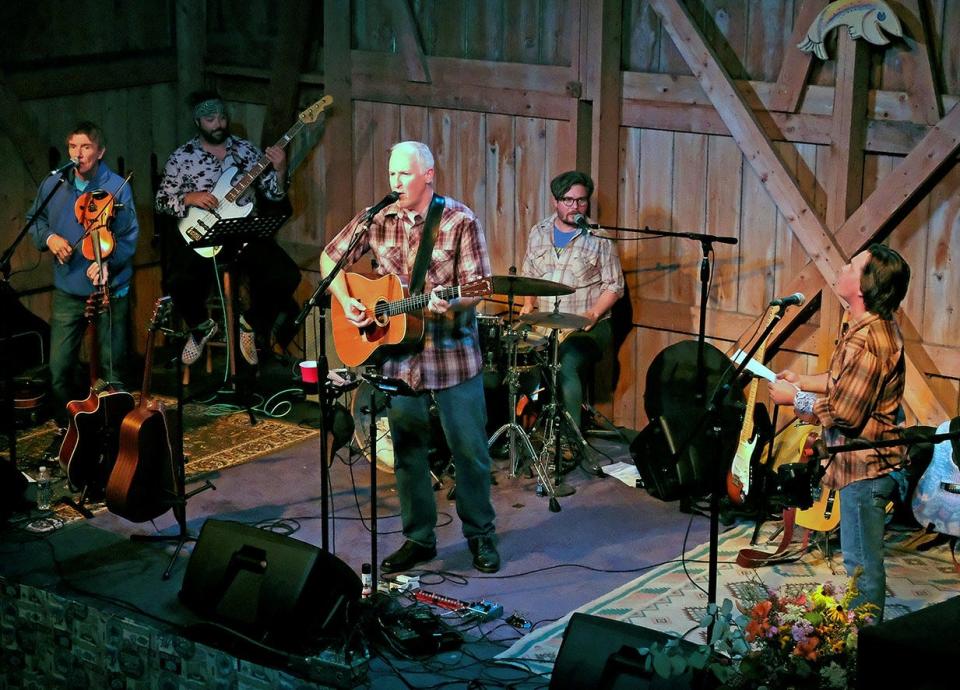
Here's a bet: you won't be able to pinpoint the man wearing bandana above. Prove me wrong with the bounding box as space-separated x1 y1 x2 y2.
155 90 301 367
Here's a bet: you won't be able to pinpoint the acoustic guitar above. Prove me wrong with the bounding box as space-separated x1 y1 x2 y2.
331 272 492 367
770 422 841 532
106 297 176 522
178 95 333 258
58 292 136 498
726 307 776 504
911 417 960 539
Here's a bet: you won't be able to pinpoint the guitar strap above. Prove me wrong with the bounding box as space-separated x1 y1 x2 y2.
736 508 808 568
409 194 445 295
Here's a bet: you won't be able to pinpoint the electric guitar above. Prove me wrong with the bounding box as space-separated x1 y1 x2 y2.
179 95 333 258
106 297 176 523
774 423 841 532
911 418 960 538
726 307 776 504
331 272 493 367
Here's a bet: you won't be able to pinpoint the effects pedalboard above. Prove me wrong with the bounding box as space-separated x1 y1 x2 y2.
412 589 503 622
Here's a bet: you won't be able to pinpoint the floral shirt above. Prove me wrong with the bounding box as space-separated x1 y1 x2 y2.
154 136 284 218
325 196 491 391
816 312 906 490
521 213 624 318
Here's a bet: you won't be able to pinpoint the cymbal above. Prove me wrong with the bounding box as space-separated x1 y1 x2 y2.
520 311 591 330
489 275 575 297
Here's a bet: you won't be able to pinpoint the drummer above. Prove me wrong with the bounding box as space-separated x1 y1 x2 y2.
518 171 624 439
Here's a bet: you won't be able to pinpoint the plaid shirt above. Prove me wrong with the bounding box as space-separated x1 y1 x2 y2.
325 196 490 391
155 136 285 218
816 312 906 490
521 214 624 319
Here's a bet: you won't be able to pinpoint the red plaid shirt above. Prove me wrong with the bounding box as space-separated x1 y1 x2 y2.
325 196 491 391
816 313 906 490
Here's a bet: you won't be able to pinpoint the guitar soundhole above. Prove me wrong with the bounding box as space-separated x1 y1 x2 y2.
373 299 389 327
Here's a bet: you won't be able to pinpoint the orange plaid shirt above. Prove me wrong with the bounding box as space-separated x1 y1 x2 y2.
815 312 906 490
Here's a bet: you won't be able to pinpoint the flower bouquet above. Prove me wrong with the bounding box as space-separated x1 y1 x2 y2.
729 568 878 689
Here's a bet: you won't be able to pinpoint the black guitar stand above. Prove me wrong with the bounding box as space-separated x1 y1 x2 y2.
186 214 290 417
130 324 215 580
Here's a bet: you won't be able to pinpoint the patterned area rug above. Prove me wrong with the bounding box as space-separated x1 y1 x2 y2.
9 399 318 524
497 522 960 678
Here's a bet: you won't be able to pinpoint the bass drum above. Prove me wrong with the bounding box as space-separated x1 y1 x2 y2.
351 382 450 474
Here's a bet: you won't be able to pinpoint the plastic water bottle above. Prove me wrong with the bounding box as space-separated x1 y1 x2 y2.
36 466 52 511
361 563 373 598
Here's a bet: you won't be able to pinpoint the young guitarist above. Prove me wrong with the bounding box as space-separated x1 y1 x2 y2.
768 245 911 622
155 90 301 368
320 141 500 575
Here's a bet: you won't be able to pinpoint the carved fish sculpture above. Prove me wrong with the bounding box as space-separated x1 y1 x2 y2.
798 0 903 60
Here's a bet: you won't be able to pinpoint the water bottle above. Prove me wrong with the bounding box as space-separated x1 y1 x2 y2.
360 563 373 598
36 466 52 511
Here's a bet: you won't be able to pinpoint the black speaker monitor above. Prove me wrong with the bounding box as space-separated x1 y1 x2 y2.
179 519 361 646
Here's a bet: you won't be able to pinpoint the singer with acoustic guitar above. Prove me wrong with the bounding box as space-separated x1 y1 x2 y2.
28 121 139 454
768 245 911 622
518 171 624 444
320 141 500 575
155 90 301 368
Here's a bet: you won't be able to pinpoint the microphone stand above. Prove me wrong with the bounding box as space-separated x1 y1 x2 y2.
1 172 72 280
292 218 370 553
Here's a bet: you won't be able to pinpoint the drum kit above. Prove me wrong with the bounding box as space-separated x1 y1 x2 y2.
483 274 592 508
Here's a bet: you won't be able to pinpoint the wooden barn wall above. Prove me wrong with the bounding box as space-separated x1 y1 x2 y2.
2 0 959 428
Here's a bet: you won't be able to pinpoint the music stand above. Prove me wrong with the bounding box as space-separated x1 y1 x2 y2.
187 214 289 401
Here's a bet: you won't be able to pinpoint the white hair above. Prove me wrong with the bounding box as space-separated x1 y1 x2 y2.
390 141 434 172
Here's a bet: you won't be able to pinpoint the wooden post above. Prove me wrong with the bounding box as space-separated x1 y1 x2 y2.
323 0 354 238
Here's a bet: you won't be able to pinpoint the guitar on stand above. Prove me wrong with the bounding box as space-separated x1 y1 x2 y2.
58 291 135 507
179 95 332 258
726 307 776 505
106 297 176 523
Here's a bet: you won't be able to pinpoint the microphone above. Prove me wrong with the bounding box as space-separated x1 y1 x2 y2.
769 292 805 307
571 213 597 232
365 191 400 220
50 158 79 176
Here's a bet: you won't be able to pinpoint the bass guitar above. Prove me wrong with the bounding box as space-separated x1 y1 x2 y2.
331 273 492 367
106 297 176 522
58 292 136 499
179 95 333 258
726 307 776 504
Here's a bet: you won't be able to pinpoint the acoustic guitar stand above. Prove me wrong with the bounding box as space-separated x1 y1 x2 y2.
130 327 215 580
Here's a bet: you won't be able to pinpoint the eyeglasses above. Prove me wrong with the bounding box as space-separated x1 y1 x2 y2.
557 196 589 207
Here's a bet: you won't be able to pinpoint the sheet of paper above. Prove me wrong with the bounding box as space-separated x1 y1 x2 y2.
602 461 643 488
732 349 800 389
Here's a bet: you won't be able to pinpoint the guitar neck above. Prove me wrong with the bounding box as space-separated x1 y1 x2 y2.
140 332 156 404
378 285 464 318
739 308 776 443
225 120 303 203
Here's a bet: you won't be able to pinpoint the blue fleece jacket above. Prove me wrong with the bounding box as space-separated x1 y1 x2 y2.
28 163 139 297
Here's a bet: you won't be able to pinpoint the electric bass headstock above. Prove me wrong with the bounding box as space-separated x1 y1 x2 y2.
299 95 334 124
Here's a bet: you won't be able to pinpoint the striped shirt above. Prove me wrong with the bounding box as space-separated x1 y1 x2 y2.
325 196 491 391
521 214 624 318
815 312 906 490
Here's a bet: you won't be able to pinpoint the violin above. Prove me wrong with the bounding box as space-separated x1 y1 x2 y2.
75 189 118 261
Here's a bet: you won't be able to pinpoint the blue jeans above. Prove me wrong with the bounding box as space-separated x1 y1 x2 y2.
557 318 612 430
49 289 130 426
387 374 496 547
839 474 896 621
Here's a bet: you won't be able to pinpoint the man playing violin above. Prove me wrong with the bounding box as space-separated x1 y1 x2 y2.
519 171 623 446
28 121 139 438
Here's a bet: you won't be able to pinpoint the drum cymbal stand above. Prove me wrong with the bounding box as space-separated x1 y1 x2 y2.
533 327 577 504
487 330 540 479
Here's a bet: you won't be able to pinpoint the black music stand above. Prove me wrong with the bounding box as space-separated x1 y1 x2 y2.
187 214 289 404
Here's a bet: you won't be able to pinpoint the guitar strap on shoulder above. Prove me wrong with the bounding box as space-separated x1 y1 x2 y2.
409 194 445 295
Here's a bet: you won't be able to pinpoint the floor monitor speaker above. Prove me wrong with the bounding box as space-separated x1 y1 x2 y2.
179 518 361 647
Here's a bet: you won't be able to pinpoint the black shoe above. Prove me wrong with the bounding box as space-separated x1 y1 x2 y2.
380 540 437 574
468 535 501 573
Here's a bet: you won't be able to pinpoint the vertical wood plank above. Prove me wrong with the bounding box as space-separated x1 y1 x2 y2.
737 155 777 316
638 128 673 302
485 113 516 275
615 126 641 427
514 117 548 267
923 163 960 346
706 135 742 311
670 132 707 307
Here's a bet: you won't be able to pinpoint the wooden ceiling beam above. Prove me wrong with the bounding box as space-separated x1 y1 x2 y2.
261 0 313 146
0 69 51 183
385 0 430 83
898 0 942 125
768 0 824 113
